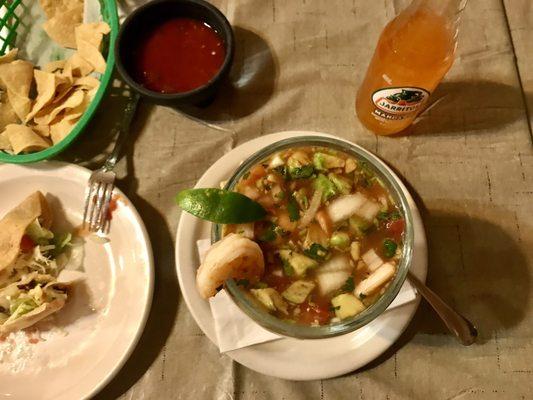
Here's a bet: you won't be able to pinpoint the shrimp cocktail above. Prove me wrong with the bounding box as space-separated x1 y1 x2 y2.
177 136 413 338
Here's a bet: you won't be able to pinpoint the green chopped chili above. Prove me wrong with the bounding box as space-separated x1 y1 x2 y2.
383 238 397 258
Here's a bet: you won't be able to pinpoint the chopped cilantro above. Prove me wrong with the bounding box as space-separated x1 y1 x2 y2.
289 165 315 179
258 223 277 242
341 276 355 292
254 282 268 289
383 238 397 258
242 171 250 180
273 165 289 180
287 195 300 222
329 306 340 312
377 210 401 222
303 243 329 261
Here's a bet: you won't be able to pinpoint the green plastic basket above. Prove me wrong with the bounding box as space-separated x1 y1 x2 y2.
0 0 119 164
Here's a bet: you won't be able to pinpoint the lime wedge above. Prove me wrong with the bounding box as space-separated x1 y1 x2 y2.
176 188 267 224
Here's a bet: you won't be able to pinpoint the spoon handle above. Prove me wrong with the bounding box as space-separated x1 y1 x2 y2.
408 271 478 346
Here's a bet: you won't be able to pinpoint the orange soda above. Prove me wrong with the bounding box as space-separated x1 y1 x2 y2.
356 0 466 135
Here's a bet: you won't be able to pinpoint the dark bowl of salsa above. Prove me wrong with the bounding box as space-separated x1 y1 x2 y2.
115 0 234 105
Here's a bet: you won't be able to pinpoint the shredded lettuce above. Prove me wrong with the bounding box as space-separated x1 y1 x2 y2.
25 219 54 245
9 297 39 319
52 232 72 256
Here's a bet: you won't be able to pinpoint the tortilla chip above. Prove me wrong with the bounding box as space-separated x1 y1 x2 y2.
43 59 66 73
75 22 110 74
0 192 52 271
32 124 51 137
3 124 51 154
42 5 84 49
0 93 20 131
0 132 11 150
50 117 77 144
25 70 57 122
73 75 100 90
49 75 76 105
0 49 18 64
63 89 93 122
34 89 84 125
39 0 83 19
64 52 94 78
0 60 34 121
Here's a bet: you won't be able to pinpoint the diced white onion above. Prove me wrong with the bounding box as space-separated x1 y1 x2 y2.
269 153 285 168
316 254 352 273
361 248 383 272
326 193 367 224
355 200 381 221
317 270 351 296
235 223 254 239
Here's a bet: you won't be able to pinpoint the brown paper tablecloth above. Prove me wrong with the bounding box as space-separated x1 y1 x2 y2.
62 0 533 398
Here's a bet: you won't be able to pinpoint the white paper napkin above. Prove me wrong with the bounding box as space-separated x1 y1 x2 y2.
197 239 417 353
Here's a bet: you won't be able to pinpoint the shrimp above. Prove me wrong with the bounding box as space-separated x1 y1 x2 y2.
196 233 265 299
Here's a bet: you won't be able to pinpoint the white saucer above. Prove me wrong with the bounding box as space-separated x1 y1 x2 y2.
175 131 427 380
0 162 154 399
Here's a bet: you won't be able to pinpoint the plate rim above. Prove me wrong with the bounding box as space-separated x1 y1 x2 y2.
0 161 155 399
175 130 428 380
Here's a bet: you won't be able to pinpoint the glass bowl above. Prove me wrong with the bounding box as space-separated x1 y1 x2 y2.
212 135 414 339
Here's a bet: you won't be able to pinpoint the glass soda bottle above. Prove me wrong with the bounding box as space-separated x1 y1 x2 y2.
355 0 467 135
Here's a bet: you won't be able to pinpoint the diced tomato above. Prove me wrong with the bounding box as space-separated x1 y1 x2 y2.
297 300 331 325
386 219 405 241
241 165 267 187
20 235 35 253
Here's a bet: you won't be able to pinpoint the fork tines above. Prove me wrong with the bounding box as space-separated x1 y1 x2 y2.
82 170 116 234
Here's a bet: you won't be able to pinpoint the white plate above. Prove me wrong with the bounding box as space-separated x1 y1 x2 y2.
0 162 154 399
176 131 427 380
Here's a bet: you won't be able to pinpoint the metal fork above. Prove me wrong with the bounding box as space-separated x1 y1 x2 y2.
82 93 140 234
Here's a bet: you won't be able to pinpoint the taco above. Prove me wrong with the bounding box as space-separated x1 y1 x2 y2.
0 191 78 334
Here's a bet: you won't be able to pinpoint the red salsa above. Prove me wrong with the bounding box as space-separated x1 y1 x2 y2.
133 17 225 93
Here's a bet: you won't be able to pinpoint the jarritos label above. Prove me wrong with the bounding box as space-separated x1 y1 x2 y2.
371 87 430 120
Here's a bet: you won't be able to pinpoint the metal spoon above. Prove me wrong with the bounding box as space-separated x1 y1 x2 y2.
408 271 478 346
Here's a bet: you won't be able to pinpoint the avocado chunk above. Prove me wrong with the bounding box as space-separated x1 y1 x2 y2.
313 174 338 201
282 280 316 304
349 215 373 237
331 293 366 319
313 152 345 170
279 249 318 277
328 173 352 194
330 231 350 249
251 288 288 314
